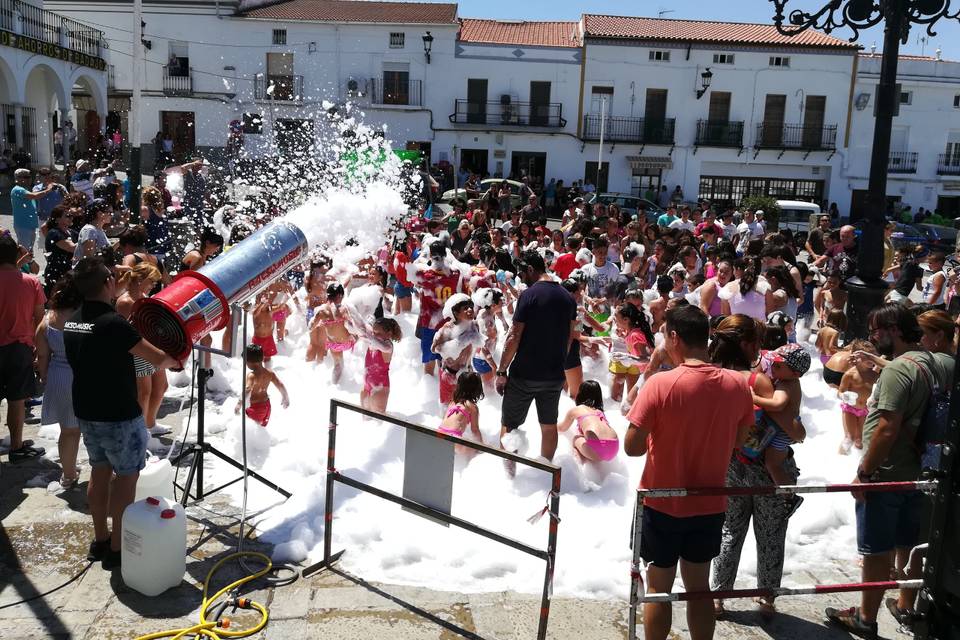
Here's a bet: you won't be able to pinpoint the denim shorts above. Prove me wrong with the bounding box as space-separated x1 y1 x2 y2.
856 490 924 555
394 281 414 299
79 416 149 476
419 326 441 364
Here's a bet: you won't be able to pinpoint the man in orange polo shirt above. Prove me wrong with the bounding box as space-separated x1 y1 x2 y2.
625 304 753 640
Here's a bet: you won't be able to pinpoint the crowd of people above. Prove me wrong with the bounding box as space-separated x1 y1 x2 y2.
1 154 958 640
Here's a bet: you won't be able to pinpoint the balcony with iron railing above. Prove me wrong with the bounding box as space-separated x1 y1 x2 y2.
937 153 960 176
449 99 566 127
888 151 918 174
754 122 837 150
369 77 422 107
695 120 744 147
163 65 192 96
581 114 675 145
254 74 304 102
0 0 104 57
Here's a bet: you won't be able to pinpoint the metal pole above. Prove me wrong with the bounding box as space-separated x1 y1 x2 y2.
129 0 143 216
915 334 960 639
845 0 905 337
597 95 606 190
537 470 562 640
628 494 644 640
323 401 338 562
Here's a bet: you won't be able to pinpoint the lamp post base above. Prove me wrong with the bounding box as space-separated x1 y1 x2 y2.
844 276 889 340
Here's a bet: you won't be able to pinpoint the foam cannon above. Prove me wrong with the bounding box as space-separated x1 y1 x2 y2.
132 220 309 361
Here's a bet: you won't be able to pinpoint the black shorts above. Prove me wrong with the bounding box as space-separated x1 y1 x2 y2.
501 376 563 430
640 507 725 568
564 340 581 371
0 342 35 401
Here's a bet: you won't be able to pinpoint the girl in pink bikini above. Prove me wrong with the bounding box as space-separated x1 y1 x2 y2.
312 283 357 384
437 372 484 456
358 317 402 414
558 380 620 463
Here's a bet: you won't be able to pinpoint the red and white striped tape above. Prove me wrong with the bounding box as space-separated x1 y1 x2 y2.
636 480 936 499
639 579 924 604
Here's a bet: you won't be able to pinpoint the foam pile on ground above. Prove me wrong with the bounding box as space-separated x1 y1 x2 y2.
167 305 865 599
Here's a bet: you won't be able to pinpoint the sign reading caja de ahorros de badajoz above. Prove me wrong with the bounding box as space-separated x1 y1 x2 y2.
0 29 106 71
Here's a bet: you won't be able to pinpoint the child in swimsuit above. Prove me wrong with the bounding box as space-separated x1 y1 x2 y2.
437 371 483 456
837 342 879 454
558 380 619 463
358 317 402 414
235 344 289 427
251 293 279 362
471 288 504 389
608 303 655 403
752 344 811 512
815 309 846 365
312 283 357 384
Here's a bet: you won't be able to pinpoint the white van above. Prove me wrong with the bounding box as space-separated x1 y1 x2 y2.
776 200 822 233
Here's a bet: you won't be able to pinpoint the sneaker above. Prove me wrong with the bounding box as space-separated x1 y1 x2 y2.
8 444 46 463
825 606 878 640
87 539 111 562
885 597 916 631
101 549 122 570
25 397 43 408
147 425 172 437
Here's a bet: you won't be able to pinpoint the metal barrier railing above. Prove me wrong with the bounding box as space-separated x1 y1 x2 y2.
302 399 562 640
627 479 937 640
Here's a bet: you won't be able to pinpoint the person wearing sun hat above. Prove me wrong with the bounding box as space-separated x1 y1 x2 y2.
751 342 811 518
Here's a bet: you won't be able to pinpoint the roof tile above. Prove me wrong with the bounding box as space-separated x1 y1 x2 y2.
242 0 458 24
459 19 579 48
582 14 859 50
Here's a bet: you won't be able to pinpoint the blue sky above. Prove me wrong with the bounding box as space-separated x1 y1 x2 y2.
454 0 960 59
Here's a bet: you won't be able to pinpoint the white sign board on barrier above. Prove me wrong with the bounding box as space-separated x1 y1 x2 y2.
401 430 455 526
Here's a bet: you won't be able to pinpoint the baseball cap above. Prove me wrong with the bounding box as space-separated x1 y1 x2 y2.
769 343 810 376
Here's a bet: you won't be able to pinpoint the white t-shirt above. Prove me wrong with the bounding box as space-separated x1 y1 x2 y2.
669 219 696 232
73 224 109 265
736 220 765 252
721 222 738 240
581 260 621 297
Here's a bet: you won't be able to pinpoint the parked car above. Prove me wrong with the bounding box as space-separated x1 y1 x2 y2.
440 178 525 210
587 193 665 222
854 220 952 256
776 200 822 233
916 222 958 251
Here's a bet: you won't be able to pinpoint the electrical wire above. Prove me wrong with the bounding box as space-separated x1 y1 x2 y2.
171 351 197 503
234 307 298 588
0 562 93 610
72 13 329 49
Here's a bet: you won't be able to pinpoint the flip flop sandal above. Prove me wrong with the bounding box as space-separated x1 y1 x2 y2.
9 444 46 463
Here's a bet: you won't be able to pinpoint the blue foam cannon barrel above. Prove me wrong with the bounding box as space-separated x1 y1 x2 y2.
131 220 309 361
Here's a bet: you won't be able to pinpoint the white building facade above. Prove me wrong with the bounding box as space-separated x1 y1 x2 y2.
846 52 960 219
0 0 107 165
42 0 960 220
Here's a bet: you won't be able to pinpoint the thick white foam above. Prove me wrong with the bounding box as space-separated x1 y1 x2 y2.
165 298 862 599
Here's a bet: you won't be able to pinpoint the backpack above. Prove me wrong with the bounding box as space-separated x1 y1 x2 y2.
903 355 951 472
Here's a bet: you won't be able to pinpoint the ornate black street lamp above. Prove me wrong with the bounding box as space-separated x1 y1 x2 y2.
771 0 960 337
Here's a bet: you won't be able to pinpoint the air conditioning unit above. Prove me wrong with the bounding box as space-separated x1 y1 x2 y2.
346 78 361 97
